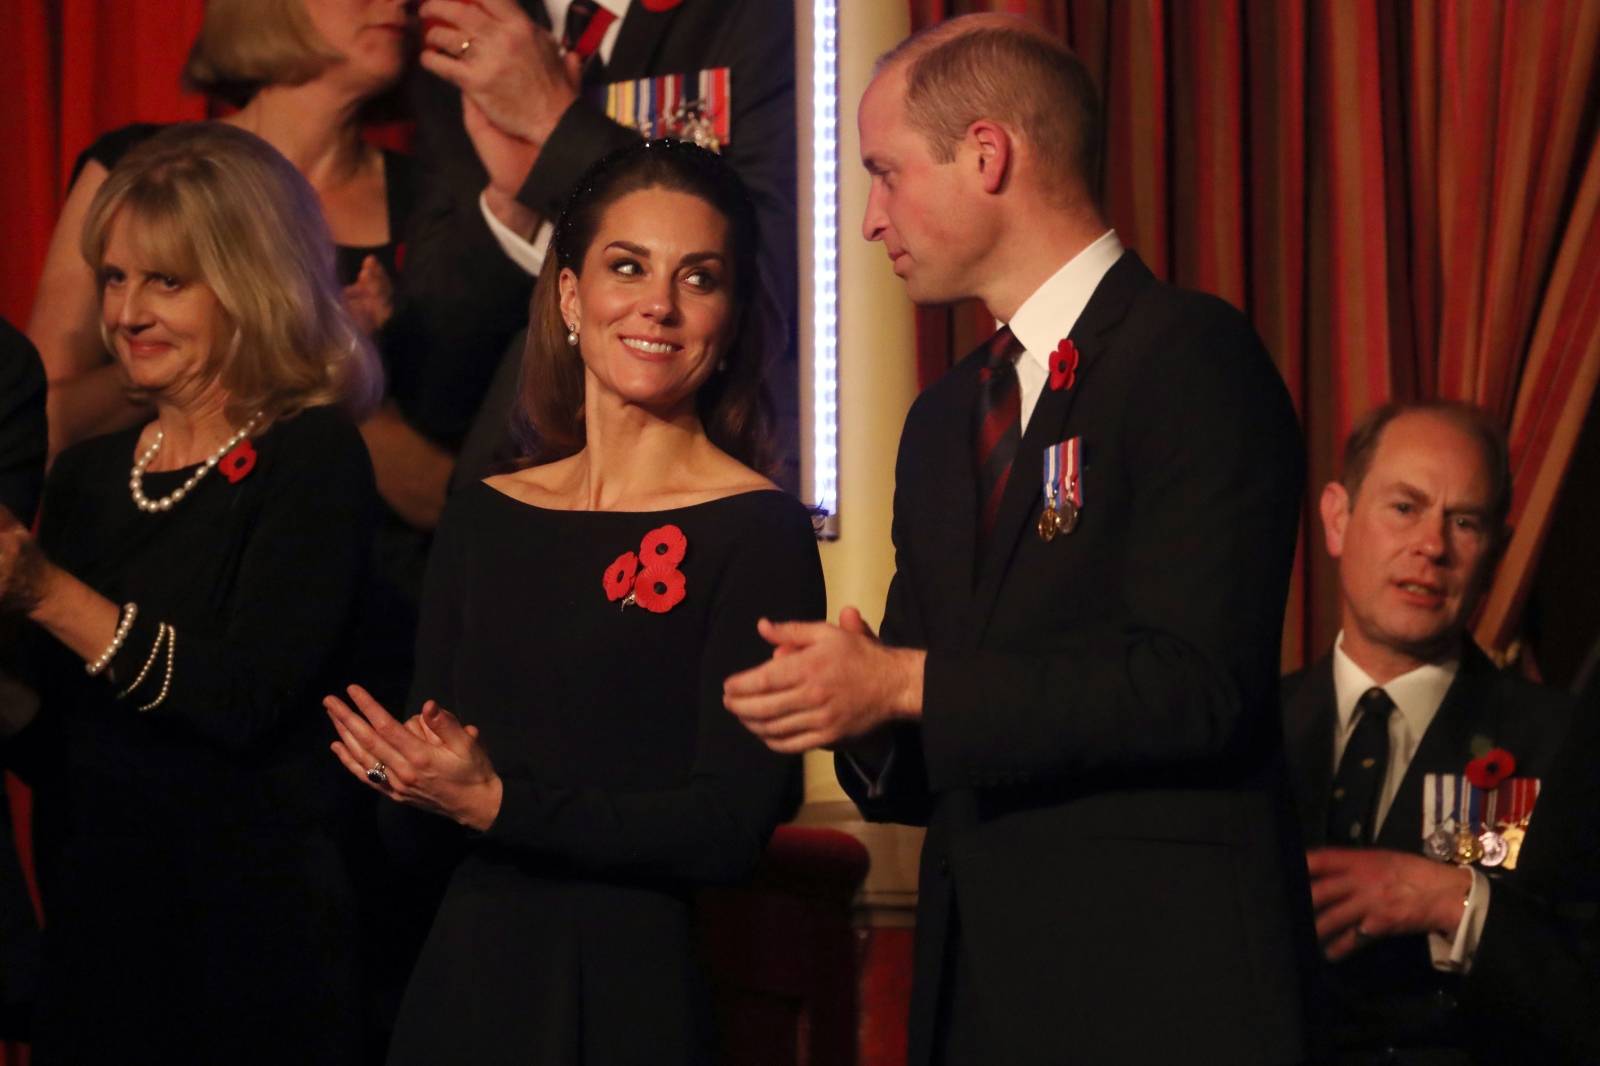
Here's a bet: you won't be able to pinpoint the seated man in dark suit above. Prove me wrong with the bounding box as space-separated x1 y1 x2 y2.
1283 401 1573 1064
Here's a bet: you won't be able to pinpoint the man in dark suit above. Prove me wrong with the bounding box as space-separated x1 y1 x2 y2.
398 0 797 478
725 15 1311 1064
1282 401 1573 1063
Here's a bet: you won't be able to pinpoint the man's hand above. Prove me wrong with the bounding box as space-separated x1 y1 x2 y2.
723 607 925 754
1307 847 1474 960
419 0 582 146
464 96 543 204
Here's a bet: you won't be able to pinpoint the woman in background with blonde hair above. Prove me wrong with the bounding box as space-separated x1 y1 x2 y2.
0 122 380 1065
28 0 411 460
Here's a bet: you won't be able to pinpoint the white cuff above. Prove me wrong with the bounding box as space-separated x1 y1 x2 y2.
1429 869 1490 974
844 746 897 800
478 191 553 276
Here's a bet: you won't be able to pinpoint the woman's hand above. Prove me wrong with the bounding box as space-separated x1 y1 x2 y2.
0 506 53 615
325 685 503 831
343 255 394 335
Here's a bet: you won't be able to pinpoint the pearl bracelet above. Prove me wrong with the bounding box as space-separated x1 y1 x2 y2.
117 622 168 699
136 625 176 713
86 603 138 676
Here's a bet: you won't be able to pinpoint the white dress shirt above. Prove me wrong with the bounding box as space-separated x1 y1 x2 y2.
1331 632 1489 972
479 0 633 275
1005 230 1124 431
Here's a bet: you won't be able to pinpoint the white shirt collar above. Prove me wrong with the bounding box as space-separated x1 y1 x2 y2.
1331 630 1459 745
544 0 631 64
1006 230 1124 377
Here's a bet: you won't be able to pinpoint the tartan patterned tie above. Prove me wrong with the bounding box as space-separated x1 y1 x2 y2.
974 327 1024 543
563 0 616 60
1327 687 1396 845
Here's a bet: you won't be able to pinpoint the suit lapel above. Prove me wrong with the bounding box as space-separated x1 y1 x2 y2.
962 252 1147 646
1284 659 1337 846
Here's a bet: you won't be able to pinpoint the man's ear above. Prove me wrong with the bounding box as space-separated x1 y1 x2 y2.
1320 481 1351 558
968 119 1012 195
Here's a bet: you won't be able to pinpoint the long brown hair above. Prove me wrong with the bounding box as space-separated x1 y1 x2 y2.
515 139 778 473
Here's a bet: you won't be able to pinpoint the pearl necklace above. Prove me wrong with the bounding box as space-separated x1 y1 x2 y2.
129 413 262 513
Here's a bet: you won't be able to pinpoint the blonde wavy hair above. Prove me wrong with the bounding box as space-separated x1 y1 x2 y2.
183 0 343 108
80 122 382 425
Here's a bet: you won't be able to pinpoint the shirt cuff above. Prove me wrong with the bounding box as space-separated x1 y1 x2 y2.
478 190 553 276
843 746 897 800
1430 869 1490 973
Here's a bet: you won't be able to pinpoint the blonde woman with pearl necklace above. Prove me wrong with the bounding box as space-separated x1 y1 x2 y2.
0 123 381 1065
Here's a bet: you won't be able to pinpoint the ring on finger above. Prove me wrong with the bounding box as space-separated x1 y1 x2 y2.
456 37 474 58
367 760 389 786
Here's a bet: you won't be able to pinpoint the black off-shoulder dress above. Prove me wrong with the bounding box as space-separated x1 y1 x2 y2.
386 483 824 1066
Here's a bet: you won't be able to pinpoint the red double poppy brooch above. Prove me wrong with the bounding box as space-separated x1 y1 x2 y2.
1049 338 1080 391
218 439 258 484
603 523 688 613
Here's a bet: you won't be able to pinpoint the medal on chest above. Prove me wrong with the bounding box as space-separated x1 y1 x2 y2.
1422 771 1541 869
1038 436 1084 542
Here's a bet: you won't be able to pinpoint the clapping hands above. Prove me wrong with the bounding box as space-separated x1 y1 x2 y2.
326 684 504 831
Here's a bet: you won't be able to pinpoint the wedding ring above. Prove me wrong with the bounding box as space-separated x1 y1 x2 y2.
367 761 389 786
456 37 474 59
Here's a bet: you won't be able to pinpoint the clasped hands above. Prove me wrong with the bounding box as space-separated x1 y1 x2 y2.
723 607 925 755
1307 847 1474 960
325 685 503 832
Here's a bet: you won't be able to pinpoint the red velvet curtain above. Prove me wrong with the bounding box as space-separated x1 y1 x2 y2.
908 0 1600 669
0 0 207 329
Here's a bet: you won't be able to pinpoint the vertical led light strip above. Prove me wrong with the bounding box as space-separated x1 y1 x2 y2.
810 0 840 534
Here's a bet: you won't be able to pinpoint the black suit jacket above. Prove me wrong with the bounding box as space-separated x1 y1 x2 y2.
0 318 44 1034
395 0 796 452
840 252 1311 1066
1281 643 1573 1064
1468 677 1600 1065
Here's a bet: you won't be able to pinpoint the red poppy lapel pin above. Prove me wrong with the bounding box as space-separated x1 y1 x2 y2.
218 439 258 484
1465 747 1516 790
1048 338 1080 391
603 524 688 613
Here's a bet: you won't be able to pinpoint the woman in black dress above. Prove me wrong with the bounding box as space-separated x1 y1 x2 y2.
0 123 381 1064
324 140 825 1065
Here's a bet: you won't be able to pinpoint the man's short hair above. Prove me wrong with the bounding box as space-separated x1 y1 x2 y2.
878 15 1102 202
1341 401 1513 531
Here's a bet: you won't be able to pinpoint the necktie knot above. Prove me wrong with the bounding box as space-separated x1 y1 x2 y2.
981 326 1024 376
1357 686 1395 720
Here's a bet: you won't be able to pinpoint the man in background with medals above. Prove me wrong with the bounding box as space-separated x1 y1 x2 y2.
725 14 1313 1064
1282 401 1574 1064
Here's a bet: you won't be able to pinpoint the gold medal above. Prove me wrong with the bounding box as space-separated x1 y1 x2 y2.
1454 826 1484 866
1058 498 1079 535
1037 507 1060 542
1500 823 1527 870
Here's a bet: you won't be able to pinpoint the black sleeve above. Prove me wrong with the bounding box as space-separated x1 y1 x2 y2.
68 123 166 186
386 69 537 449
919 312 1305 790
0 319 47 525
835 401 936 827
405 489 469 718
108 411 379 752
482 502 823 885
